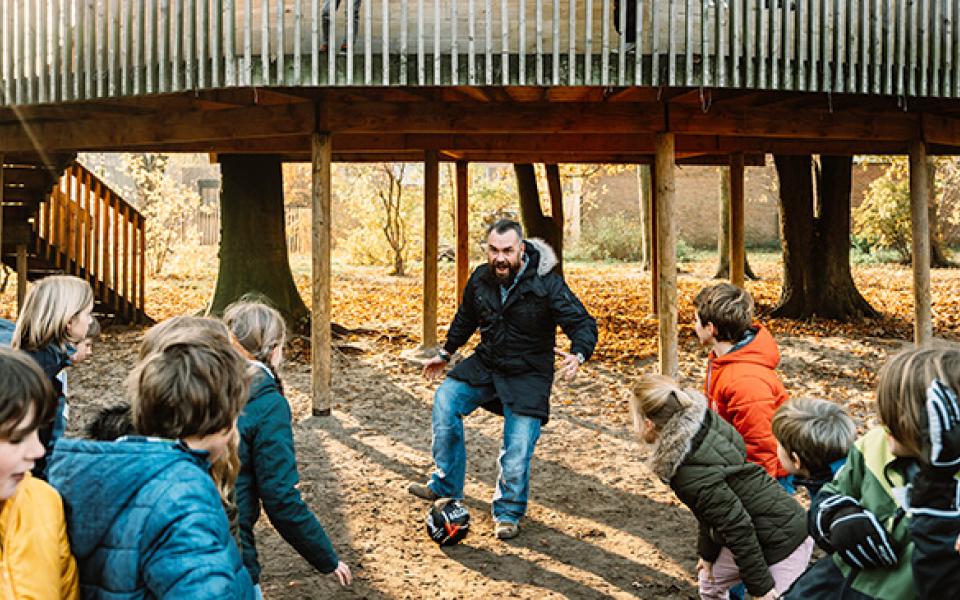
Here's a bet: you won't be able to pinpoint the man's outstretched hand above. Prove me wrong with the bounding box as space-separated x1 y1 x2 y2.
554 348 581 382
423 356 447 380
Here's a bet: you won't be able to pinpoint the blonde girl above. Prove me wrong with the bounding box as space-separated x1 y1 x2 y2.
12 275 94 479
223 301 351 594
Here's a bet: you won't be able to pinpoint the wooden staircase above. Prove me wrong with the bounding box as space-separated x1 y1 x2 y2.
1 157 151 324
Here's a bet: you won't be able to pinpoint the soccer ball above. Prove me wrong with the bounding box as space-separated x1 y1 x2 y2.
426 498 471 546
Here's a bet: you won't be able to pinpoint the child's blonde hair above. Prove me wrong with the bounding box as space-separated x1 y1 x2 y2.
772 398 855 473
877 346 960 459
222 300 287 366
12 275 94 351
138 315 228 360
630 374 694 432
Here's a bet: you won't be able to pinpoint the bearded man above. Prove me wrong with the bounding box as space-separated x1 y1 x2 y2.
409 219 598 540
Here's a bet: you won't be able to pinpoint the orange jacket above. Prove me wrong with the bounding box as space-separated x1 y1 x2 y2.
0 473 79 599
704 324 788 479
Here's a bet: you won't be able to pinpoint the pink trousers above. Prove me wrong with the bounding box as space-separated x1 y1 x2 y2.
697 536 814 599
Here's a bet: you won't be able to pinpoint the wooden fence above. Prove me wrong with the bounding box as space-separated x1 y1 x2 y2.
0 1 958 102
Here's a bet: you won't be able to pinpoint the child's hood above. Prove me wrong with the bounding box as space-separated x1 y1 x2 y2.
48 437 209 558
711 324 781 369
648 390 709 483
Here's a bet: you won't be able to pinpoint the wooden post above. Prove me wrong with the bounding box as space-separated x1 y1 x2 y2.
909 140 933 345
0 155 4 287
311 132 333 416
729 152 746 288
649 161 659 315
455 160 470 305
16 244 27 313
655 134 678 378
423 150 439 349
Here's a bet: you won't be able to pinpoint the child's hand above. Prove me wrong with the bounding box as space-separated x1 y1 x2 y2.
695 558 714 582
923 379 960 468
332 561 352 587
755 590 780 600
815 496 898 568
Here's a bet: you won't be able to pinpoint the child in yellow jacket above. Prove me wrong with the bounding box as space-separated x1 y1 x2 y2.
0 347 78 599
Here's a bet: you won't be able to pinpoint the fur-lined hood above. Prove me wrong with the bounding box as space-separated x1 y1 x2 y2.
647 390 709 483
525 238 558 277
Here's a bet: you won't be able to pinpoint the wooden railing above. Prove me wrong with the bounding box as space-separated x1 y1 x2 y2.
0 1 957 101
37 162 147 323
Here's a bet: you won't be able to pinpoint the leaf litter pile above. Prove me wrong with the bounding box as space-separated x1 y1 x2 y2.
6 252 958 599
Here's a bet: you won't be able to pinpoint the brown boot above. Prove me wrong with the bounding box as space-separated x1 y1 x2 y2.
407 482 439 501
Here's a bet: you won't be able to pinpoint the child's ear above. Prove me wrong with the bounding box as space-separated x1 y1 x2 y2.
790 451 803 472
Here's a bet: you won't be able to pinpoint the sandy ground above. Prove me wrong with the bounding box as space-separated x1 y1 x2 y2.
54 256 944 599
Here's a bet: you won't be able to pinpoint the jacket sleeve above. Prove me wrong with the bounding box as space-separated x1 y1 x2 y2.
696 519 722 564
910 513 960 599
685 468 776 597
443 272 480 355
548 276 598 360
252 394 339 574
142 479 254 599
722 377 782 478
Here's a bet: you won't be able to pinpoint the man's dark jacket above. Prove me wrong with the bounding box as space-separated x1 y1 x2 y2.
442 238 598 423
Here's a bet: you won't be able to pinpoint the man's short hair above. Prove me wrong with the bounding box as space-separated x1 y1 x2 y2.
485 219 523 242
128 326 249 439
0 347 56 440
772 397 855 474
693 283 755 342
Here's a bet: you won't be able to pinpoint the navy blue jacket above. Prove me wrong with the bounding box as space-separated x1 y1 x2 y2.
48 437 254 599
237 366 339 583
23 342 71 480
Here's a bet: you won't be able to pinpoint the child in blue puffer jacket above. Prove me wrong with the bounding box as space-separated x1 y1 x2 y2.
224 301 352 594
48 322 255 598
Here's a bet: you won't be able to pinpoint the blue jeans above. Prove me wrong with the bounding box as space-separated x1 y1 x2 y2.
428 377 541 524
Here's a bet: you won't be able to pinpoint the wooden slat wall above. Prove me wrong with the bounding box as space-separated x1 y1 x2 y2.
0 0 958 98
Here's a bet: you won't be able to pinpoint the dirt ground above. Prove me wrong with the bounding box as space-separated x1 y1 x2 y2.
21 253 958 599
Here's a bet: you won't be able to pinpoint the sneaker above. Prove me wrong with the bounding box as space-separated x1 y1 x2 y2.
495 521 520 540
408 482 439 501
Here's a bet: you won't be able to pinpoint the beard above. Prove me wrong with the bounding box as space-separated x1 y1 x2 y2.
490 257 522 284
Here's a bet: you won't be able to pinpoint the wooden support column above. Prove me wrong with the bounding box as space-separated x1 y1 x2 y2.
311 132 333 416
729 152 746 288
649 163 659 314
423 150 439 348
655 134 678 378
455 161 470 305
0 155 4 295
909 140 933 346
16 245 27 313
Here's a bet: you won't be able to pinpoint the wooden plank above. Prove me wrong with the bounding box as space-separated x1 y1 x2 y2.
36 0 44 103
277 0 285 85
655 132 677 378
422 149 439 348
552 0 559 85
568 0 574 85
484 0 491 84
112 191 119 306
636 0 643 85
382 0 389 84
455 160 469 304
90 169 100 294
728 152 745 287
745 0 754 88
310 131 332 415
717 0 726 86
667 0 676 85
122 202 130 315
16 244 27 314
731 0 740 87
585 0 593 83
872 0 880 94
2 1 10 104
130 213 138 321
909 139 932 344
685 0 693 86
399 0 407 84
145 0 154 94
138 213 145 321
365 0 372 84
502 0 509 84
944 0 952 95
920 0 929 96
0 154 3 277
601 0 610 85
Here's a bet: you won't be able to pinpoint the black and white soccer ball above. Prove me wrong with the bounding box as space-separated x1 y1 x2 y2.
425 498 471 546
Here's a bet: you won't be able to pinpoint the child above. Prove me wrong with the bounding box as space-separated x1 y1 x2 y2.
694 283 789 482
69 317 99 366
47 326 255 597
223 301 352 590
785 347 960 599
631 374 813 599
772 397 856 498
0 347 79 598
12 275 94 479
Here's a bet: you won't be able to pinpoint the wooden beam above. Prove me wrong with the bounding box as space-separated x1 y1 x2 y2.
455 161 470 305
16 244 27 314
423 150 440 348
655 133 678 378
311 131 333 416
909 140 933 345
729 153 746 288
650 164 659 315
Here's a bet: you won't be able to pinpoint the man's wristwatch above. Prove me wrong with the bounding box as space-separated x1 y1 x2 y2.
437 349 452 362
575 352 586 365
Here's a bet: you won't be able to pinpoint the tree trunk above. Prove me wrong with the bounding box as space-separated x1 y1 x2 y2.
771 155 878 320
927 158 954 267
515 163 563 275
812 156 879 319
208 155 310 331
714 166 758 280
